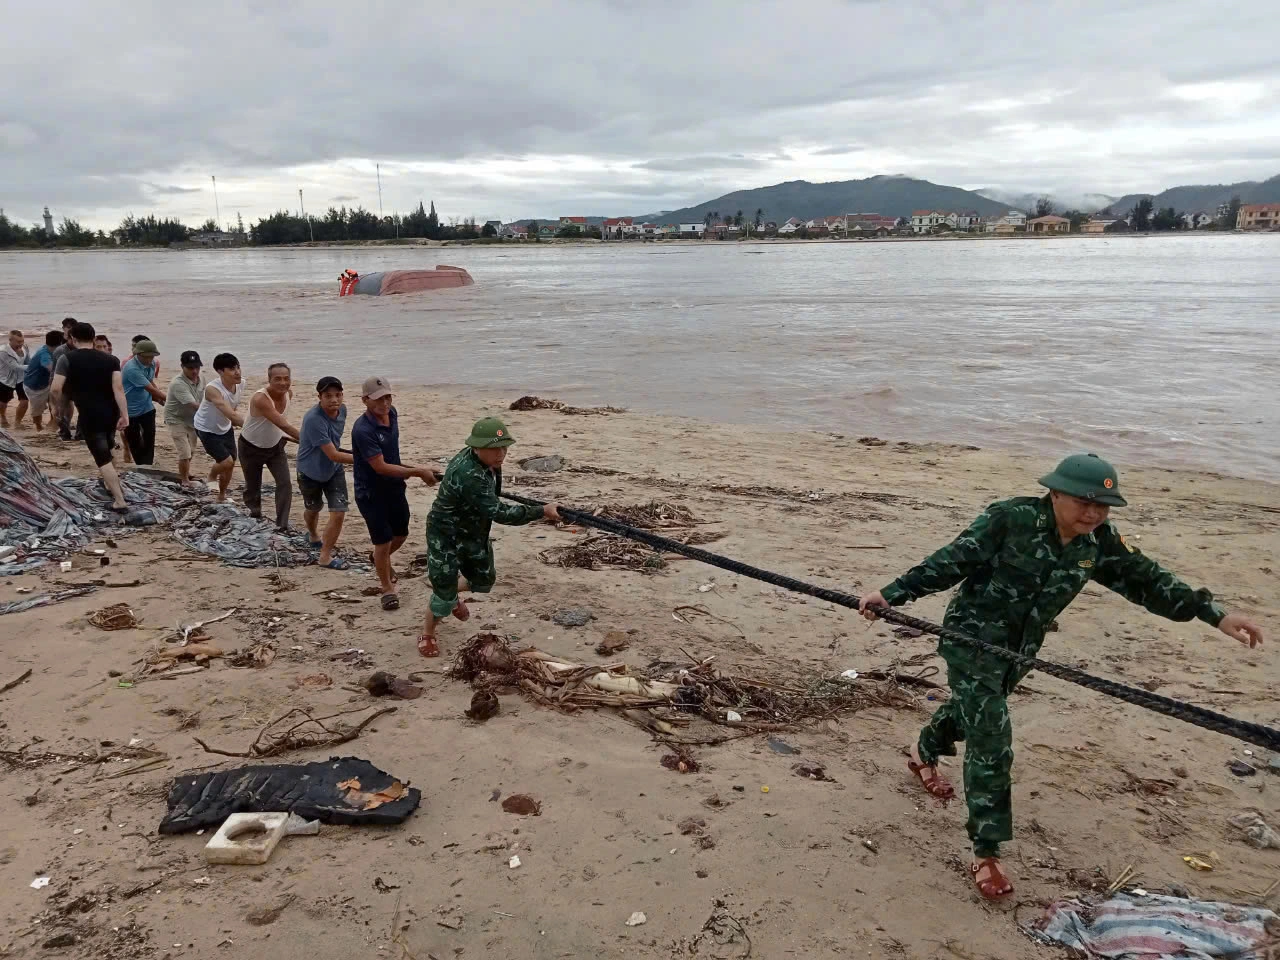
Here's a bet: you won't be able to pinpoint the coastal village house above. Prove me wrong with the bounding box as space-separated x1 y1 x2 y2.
1079 216 1120 234
911 210 950 233
777 217 803 235
679 223 704 237
985 210 1028 234
1237 204 1279 230
1027 214 1070 234
558 216 588 233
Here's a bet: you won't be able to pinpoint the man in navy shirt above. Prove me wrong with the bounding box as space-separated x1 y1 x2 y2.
297 376 355 569
349 376 441 609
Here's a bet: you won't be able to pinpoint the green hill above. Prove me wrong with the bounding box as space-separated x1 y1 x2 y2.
1104 174 1280 216
631 175 1014 223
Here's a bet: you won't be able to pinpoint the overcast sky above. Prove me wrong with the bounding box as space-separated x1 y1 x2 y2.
3 0 1278 230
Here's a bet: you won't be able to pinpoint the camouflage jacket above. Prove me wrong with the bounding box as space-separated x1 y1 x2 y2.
881 496 1225 684
427 448 543 544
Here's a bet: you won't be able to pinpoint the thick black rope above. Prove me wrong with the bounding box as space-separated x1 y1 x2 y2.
503 490 1280 753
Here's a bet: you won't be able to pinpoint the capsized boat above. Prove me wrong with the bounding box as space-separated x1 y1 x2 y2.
338 266 474 296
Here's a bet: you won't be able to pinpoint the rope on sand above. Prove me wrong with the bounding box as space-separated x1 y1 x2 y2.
501 490 1280 753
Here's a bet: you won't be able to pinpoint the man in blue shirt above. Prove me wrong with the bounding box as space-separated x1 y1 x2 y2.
349 375 441 609
22 330 64 432
297 376 355 569
120 339 166 465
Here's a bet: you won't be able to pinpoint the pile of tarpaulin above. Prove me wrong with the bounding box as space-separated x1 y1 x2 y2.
1 430 364 573
1023 893 1280 959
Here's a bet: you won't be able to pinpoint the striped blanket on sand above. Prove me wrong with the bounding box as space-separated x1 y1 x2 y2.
1024 893 1280 958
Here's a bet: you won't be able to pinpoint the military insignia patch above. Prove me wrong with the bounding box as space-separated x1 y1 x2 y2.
1078 559 1094 568
1119 534 1135 553
1103 477 1114 489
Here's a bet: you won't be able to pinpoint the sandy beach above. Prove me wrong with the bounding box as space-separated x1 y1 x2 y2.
1 387 1277 960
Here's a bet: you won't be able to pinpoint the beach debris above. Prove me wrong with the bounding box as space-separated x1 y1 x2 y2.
448 633 924 744
595 631 631 656
30 876 51 889
192 705 396 759
661 749 700 774
673 604 747 638
172 608 237 645
0 585 97 617
293 673 332 690
143 643 223 676
593 501 703 529
245 894 295 926
465 689 499 722
228 640 277 668
0 668 33 695
508 855 522 869
793 764 836 782
362 671 423 699
1023 893 1279 957
284 813 321 836
204 812 290 865
767 737 800 755
838 669 859 681
1229 760 1257 777
160 756 421 833
509 395 626 416
263 572 297 593
552 607 594 628
761 786 770 793
540 534 667 572
1228 812 1280 850
518 454 565 473
1182 854 1216 872
501 794 542 816
725 710 742 722
625 912 647 927
2 743 164 772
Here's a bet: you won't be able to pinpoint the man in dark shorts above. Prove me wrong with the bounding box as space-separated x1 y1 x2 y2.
22 330 63 431
349 376 441 609
51 317 78 441
192 353 245 502
50 321 128 510
297 376 354 569
0 329 30 428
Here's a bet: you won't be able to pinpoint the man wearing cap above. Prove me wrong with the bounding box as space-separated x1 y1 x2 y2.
350 376 441 609
858 453 1264 901
120 339 165 465
417 417 561 657
163 351 206 486
297 376 354 569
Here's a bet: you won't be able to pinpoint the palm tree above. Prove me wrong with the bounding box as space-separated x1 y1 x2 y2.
735 210 743 229
754 208 764 232
703 212 713 228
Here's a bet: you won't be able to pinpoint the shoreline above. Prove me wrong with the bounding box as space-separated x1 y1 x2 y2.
2 230 1267 253
1 389 1277 958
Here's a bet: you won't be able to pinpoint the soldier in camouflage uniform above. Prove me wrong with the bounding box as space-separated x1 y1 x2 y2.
417 417 561 656
859 453 1264 900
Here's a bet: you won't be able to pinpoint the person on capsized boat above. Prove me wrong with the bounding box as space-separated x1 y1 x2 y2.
858 453 1264 902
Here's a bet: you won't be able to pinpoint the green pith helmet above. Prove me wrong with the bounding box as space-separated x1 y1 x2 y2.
1038 453 1127 507
466 417 516 449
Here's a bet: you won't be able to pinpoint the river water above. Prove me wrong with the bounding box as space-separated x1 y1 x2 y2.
3 235 1277 479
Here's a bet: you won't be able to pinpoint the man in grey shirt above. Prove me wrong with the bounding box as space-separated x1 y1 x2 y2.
51 317 78 440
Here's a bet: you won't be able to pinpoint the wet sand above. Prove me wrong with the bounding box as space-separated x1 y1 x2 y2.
1 389 1277 959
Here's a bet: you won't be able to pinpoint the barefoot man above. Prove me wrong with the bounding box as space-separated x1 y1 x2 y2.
0 329 30 429
350 376 440 610
193 353 244 503
297 376 354 568
859 453 1264 901
163 351 205 487
418 417 560 657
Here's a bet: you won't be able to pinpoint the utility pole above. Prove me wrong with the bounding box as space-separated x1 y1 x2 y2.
299 189 314 242
211 175 221 229
376 163 383 218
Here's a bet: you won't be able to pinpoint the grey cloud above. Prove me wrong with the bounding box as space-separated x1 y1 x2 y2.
633 155 766 172
329 195 359 202
145 183 203 195
2 0 1277 227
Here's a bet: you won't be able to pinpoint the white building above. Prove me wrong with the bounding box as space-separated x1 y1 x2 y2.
777 217 803 235
679 223 704 237
984 210 1028 233
911 210 951 233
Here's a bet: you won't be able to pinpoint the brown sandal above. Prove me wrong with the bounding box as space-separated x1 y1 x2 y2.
452 600 470 622
970 858 1013 900
907 758 956 800
417 633 440 658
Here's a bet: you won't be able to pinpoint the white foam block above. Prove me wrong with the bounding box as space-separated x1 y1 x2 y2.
203 812 290 865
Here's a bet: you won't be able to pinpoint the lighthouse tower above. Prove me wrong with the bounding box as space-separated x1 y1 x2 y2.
43 207 55 237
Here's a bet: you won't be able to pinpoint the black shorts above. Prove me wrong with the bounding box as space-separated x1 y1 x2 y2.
298 470 349 513
83 428 116 467
197 428 237 463
0 382 25 404
356 490 410 546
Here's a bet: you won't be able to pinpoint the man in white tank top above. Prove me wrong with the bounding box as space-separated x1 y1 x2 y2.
193 353 245 502
238 362 300 530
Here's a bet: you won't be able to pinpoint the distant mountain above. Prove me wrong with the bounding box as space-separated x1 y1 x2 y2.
630 175 1013 223
975 188 1118 214
1103 174 1280 216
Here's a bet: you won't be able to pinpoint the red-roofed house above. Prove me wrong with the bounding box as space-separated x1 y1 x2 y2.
558 216 588 234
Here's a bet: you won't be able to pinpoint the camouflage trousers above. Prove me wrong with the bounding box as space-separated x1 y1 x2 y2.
917 664 1020 859
427 531 496 619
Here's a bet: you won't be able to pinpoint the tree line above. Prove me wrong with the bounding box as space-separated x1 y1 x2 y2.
0 201 503 249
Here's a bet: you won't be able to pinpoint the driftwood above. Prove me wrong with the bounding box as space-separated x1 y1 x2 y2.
193 706 397 759
0 669 33 695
